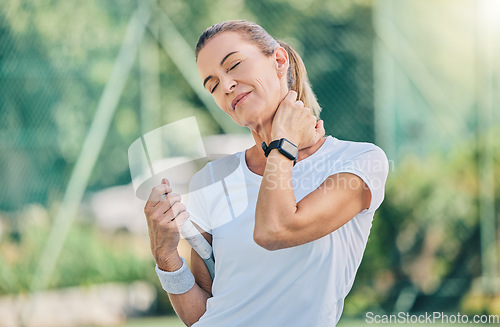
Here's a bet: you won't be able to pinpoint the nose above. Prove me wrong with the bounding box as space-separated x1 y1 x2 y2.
222 78 237 94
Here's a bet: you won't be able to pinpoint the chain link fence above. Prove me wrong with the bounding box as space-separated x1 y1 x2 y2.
0 0 374 211
0 0 498 323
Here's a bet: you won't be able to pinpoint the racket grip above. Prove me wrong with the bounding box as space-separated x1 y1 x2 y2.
184 233 212 260
203 256 215 280
160 193 215 279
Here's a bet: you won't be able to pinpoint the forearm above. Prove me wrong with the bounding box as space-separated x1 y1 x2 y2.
157 251 210 326
254 150 298 249
168 285 210 326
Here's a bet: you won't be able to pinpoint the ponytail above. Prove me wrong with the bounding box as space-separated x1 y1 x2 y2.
277 40 321 119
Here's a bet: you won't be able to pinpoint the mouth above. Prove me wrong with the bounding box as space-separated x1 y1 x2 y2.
231 91 251 110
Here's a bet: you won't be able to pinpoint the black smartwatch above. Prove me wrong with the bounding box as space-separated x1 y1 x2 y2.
261 138 298 165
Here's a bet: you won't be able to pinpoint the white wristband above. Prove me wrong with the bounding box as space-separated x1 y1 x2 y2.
155 257 195 294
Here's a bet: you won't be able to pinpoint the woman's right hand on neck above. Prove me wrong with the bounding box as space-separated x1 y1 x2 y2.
271 90 324 150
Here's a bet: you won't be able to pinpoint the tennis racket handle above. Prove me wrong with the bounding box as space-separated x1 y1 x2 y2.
203 256 215 280
181 220 213 259
184 234 212 260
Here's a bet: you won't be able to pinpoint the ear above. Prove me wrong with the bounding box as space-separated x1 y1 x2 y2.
274 46 289 76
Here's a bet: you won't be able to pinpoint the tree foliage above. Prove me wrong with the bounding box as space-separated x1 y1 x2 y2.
0 0 374 211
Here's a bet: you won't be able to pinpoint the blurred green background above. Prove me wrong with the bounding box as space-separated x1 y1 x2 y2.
0 0 499 326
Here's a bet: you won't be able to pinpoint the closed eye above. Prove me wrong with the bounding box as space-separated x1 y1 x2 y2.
210 62 240 93
211 82 219 93
228 61 241 71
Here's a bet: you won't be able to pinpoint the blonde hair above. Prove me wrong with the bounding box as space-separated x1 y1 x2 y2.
195 20 322 118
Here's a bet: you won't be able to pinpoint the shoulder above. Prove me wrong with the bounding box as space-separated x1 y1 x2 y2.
323 137 389 212
326 137 386 159
320 137 388 168
311 137 389 188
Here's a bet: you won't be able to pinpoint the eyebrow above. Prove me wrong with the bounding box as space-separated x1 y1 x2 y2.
220 51 238 66
203 75 213 88
203 51 240 88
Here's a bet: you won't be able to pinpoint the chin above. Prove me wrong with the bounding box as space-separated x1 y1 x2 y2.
232 117 254 129
231 102 274 129
240 118 268 134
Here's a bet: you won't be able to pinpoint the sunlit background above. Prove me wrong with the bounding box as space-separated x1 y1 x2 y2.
0 0 499 326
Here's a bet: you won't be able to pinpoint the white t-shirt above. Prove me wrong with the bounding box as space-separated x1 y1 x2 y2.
187 136 388 327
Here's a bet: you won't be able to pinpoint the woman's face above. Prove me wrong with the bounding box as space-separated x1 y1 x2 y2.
197 31 289 131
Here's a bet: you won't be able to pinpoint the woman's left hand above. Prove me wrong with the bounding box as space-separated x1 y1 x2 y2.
271 90 325 149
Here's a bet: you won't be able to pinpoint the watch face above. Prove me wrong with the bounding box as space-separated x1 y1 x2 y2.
281 139 298 159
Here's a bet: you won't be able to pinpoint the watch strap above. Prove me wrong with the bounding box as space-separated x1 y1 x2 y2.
261 138 298 165
262 139 281 157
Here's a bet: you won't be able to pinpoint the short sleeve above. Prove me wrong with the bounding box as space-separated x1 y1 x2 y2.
364 146 389 212
330 144 389 213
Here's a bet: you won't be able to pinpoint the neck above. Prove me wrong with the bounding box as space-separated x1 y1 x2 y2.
251 120 273 146
246 126 271 173
246 125 327 176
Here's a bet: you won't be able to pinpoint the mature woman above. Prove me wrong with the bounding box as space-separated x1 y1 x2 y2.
144 20 388 326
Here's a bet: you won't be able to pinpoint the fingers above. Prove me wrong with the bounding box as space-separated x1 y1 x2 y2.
285 90 298 102
168 198 186 221
147 192 187 228
281 91 311 115
144 178 192 266
144 182 189 261
145 179 172 206
154 202 184 227
315 119 326 141
273 90 321 149
156 192 183 217
173 210 190 230
144 177 187 227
